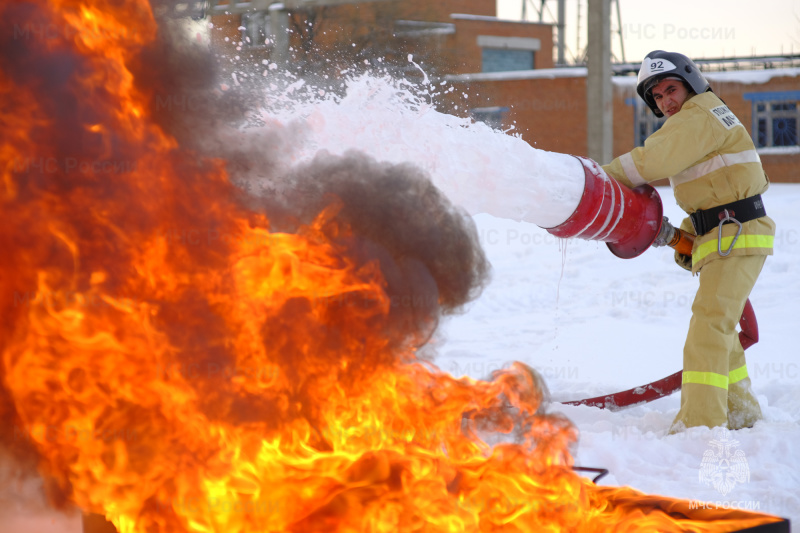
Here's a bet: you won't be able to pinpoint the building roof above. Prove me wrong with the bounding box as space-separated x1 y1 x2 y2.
446 66 800 85
446 67 587 83
449 13 555 26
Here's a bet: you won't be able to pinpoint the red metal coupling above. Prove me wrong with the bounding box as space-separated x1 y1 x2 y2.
543 156 663 259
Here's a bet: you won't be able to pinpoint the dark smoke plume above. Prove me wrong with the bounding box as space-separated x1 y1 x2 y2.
260 150 491 346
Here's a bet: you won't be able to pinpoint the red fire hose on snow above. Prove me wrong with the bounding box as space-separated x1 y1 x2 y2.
560 299 758 410
539 157 760 411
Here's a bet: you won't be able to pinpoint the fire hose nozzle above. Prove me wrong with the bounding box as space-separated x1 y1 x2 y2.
544 157 663 259
542 156 701 259
654 216 696 256
652 217 677 248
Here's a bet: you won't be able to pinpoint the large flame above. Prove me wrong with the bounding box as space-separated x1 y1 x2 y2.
0 1 785 532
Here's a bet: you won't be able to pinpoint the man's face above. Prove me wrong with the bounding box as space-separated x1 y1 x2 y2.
651 78 690 117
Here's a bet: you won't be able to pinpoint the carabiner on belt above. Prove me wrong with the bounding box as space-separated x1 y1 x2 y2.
718 209 742 257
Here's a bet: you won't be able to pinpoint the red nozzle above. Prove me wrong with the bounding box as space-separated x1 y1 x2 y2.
544 157 663 259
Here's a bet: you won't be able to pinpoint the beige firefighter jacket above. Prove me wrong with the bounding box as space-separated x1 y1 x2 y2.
602 91 775 273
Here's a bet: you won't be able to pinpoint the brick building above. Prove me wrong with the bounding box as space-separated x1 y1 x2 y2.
211 0 800 181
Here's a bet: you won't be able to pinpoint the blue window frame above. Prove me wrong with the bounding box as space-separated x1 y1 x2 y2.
743 91 800 149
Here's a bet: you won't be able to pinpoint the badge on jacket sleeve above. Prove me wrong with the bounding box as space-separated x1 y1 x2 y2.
710 105 742 130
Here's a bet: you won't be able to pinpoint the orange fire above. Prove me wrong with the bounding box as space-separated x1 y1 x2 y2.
0 1 785 532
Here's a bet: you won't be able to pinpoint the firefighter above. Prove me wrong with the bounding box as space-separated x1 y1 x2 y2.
601 50 775 432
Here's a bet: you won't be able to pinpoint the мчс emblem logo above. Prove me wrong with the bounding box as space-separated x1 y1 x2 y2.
699 427 750 496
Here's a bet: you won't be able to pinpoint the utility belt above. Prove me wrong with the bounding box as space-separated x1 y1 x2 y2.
689 195 766 236
689 194 767 257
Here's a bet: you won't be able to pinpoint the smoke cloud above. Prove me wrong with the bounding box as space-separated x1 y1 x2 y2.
269 150 490 329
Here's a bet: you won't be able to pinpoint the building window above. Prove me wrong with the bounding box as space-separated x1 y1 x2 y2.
241 11 270 48
628 97 666 147
481 49 534 73
755 102 798 147
477 35 540 74
744 91 800 150
470 106 509 130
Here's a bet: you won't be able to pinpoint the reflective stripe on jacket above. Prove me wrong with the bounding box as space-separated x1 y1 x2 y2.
602 91 775 273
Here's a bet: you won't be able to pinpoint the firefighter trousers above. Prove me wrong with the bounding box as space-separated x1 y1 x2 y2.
670 254 766 432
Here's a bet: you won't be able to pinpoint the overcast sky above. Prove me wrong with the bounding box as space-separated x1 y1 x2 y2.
496 0 800 64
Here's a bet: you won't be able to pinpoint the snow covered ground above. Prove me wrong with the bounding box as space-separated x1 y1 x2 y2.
435 184 800 522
